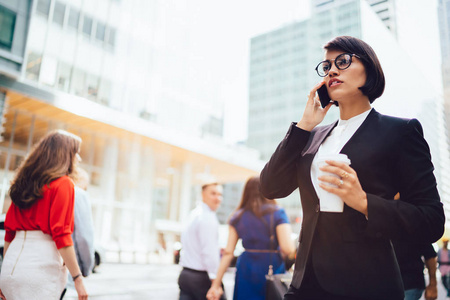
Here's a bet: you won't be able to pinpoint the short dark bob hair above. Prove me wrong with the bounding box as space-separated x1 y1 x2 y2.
324 36 385 103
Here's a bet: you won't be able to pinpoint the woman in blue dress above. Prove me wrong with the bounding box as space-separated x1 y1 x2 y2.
207 176 296 300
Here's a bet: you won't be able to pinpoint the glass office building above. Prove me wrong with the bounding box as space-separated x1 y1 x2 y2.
439 0 450 129
0 0 263 262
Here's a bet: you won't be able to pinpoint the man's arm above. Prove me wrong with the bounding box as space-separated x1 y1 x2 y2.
424 244 438 300
73 188 96 276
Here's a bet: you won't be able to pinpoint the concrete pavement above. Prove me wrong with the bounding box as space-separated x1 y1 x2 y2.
63 262 449 299
64 263 235 300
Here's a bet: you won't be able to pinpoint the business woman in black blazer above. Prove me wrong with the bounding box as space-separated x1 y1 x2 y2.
260 36 445 300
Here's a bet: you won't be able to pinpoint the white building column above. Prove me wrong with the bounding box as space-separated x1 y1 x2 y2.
141 145 155 252
168 168 180 221
128 136 141 250
178 162 192 224
100 137 119 246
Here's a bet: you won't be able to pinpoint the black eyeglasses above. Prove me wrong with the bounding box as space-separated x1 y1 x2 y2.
315 53 360 77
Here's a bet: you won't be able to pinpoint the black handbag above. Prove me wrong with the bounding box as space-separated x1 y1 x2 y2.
265 269 291 300
264 212 292 300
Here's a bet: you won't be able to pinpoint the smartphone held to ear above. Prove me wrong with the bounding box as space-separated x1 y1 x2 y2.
317 85 338 108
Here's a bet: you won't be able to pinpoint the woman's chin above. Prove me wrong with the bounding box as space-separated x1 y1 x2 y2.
330 95 342 102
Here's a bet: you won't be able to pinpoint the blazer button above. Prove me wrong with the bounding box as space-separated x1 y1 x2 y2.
315 204 320 213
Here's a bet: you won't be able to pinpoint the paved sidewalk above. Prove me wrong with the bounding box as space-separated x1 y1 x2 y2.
64 263 235 300
63 262 449 299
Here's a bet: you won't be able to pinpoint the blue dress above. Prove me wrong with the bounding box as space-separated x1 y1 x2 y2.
229 204 289 300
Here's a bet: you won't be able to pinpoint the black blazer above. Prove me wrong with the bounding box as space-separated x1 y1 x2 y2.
260 109 445 300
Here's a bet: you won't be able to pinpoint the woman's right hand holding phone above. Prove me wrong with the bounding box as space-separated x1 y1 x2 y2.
297 81 333 131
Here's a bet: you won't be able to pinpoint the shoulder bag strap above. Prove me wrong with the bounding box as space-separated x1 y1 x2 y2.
268 211 275 275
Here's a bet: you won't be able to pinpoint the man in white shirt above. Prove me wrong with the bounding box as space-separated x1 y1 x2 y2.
178 182 226 300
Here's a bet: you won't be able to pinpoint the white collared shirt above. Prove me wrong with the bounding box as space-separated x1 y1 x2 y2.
179 202 220 279
311 108 372 211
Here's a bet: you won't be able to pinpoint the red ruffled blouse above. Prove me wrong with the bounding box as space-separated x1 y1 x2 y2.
4 176 75 249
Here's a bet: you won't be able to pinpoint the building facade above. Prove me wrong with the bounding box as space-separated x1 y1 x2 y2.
439 0 450 130
0 0 263 262
364 0 397 37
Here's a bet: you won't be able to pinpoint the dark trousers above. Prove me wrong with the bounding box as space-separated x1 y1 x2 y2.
283 262 377 300
442 274 450 297
178 267 226 300
284 284 375 300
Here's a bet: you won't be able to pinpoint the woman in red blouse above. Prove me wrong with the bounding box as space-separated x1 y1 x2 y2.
0 130 88 300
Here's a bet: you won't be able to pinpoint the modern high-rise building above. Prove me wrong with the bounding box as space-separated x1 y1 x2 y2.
365 0 397 37
313 0 398 37
0 0 264 262
248 0 450 224
438 0 450 228
439 0 450 130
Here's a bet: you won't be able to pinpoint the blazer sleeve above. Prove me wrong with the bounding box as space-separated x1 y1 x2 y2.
422 243 437 260
365 119 444 243
260 123 311 199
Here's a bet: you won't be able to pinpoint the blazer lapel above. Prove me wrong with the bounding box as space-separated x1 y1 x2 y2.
298 121 338 204
340 109 378 155
302 121 338 157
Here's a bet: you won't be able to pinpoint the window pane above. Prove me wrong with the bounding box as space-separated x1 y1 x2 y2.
82 15 93 36
96 22 106 41
52 1 65 26
39 55 57 86
86 74 99 100
107 27 116 47
68 8 79 29
98 79 111 105
0 6 16 50
25 52 42 81
70 68 86 96
56 62 72 92
36 0 51 16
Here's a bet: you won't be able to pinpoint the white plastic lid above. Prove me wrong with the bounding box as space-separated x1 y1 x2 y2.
316 153 351 165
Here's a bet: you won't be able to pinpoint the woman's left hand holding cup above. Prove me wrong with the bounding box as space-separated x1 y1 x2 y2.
318 160 368 217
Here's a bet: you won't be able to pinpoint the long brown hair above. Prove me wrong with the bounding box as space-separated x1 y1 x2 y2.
9 130 81 209
231 176 277 223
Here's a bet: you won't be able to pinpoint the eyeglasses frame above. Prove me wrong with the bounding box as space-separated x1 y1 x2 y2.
315 53 361 77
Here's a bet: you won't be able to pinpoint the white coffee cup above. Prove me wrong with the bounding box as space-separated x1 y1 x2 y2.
316 153 351 213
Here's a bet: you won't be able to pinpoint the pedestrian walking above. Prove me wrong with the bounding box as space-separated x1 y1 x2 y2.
0 130 88 300
61 168 95 299
206 176 296 300
392 193 438 300
438 238 450 299
178 182 226 300
260 35 445 300
393 240 437 300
